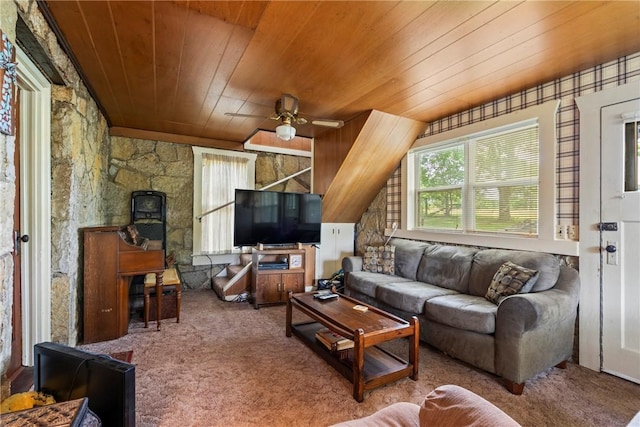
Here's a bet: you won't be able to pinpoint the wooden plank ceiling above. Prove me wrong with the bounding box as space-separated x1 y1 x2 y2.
39 1 640 223
41 1 640 146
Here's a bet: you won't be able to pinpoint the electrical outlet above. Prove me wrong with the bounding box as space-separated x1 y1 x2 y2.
567 225 579 240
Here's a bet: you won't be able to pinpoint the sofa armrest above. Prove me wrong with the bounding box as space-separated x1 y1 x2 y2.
497 266 580 332
495 266 580 383
342 256 363 273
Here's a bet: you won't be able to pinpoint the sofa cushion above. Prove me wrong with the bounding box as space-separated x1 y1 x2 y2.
347 272 412 298
419 385 521 427
390 238 432 280
362 245 395 275
416 245 478 293
484 261 539 305
425 294 498 334
468 249 560 296
376 282 458 314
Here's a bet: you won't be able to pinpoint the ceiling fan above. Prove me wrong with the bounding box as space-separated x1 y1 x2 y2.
225 93 344 141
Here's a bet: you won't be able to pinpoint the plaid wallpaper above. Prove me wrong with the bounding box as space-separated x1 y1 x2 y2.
387 52 640 229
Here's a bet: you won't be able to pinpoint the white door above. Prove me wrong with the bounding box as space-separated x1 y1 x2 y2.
601 99 640 384
16 46 52 364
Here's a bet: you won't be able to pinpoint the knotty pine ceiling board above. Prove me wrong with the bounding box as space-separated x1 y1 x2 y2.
178 1 268 30
369 1 563 114
42 0 640 148
327 1 508 118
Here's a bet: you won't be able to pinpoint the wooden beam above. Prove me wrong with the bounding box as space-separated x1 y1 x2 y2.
109 127 244 150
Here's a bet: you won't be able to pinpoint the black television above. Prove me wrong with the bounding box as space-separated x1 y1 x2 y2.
234 189 322 247
33 342 135 427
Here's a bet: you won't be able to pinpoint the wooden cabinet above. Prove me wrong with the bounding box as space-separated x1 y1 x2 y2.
83 226 164 343
251 248 306 309
316 223 354 280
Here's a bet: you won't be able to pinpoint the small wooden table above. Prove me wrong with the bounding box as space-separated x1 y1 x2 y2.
286 291 419 402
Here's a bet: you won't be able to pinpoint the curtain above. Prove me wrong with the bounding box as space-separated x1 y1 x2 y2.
201 153 249 253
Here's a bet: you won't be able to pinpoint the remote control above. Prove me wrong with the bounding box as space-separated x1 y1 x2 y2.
314 293 338 301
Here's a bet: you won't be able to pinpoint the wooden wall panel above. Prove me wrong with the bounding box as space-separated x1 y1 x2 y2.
317 111 425 223
313 112 368 195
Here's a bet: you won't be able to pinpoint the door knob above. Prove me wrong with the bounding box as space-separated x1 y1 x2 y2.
605 244 616 253
14 232 29 255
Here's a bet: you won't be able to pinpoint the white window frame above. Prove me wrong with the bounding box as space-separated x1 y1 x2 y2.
399 99 578 255
413 120 539 235
192 147 256 265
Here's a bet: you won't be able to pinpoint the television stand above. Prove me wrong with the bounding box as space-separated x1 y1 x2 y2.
251 247 305 309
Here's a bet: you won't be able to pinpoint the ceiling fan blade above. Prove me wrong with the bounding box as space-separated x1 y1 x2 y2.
225 112 274 120
311 118 344 128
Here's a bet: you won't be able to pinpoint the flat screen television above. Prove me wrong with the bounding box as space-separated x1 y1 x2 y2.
234 189 322 247
33 342 135 427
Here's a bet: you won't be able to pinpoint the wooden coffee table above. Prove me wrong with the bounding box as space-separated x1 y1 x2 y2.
286 291 419 402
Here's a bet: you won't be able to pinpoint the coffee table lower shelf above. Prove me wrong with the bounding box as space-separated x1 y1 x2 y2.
291 321 415 399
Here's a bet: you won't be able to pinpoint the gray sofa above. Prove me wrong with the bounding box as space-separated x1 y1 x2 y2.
342 238 580 394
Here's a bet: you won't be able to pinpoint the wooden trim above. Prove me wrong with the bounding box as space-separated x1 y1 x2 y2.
16 45 53 362
110 127 244 150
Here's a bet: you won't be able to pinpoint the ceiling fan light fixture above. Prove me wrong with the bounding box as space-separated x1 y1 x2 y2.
276 123 296 141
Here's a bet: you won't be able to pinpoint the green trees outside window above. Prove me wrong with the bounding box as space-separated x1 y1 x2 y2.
416 123 539 236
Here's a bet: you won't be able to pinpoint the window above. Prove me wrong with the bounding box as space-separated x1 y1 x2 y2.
415 123 539 236
192 147 256 259
402 100 560 252
624 120 639 192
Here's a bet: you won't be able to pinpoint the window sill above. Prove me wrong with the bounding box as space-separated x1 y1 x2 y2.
392 229 579 256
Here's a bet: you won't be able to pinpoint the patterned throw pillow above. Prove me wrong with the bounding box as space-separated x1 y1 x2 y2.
362 245 395 275
485 261 539 305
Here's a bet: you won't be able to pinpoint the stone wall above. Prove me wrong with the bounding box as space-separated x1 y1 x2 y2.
355 187 387 254
106 136 194 264
50 85 110 345
106 137 312 289
255 152 311 193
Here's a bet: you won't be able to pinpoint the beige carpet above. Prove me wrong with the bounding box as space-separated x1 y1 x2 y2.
79 289 640 427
